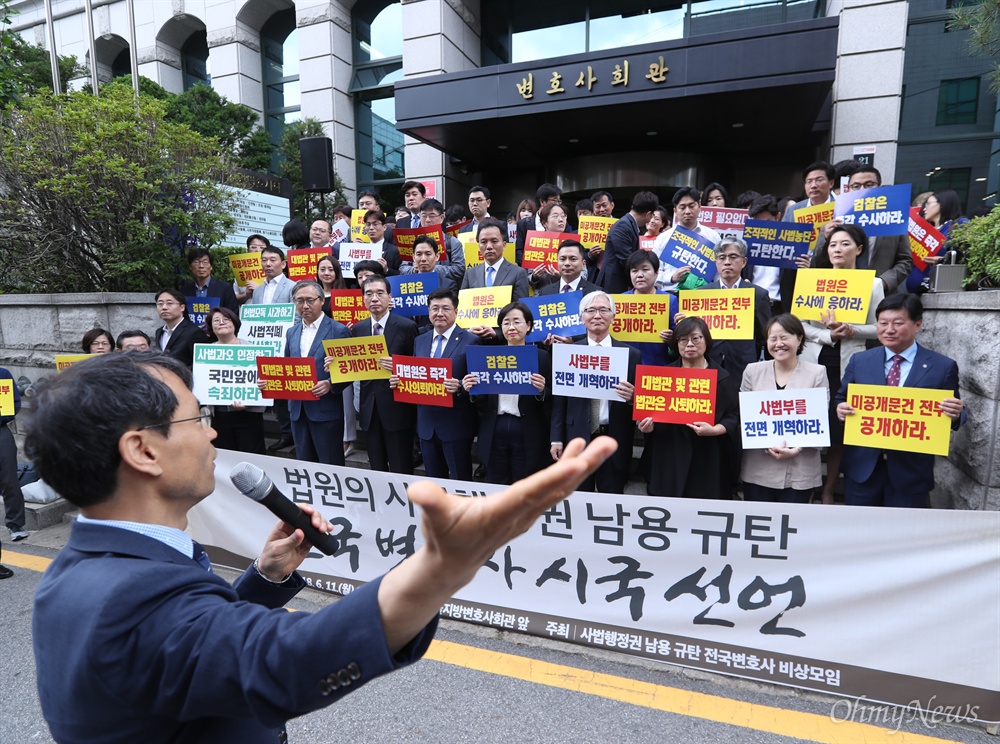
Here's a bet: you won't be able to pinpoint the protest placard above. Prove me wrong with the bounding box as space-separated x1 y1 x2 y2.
185 297 219 329
633 366 717 424
456 286 512 328
392 355 452 407
551 344 629 402
238 303 295 357
328 290 369 327
522 230 572 269
228 252 265 288
577 215 617 249
193 343 271 407
393 224 447 261
462 241 517 269
610 294 674 342
339 243 383 279
522 291 586 343
743 220 814 268
0 379 14 416
55 354 95 372
387 273 439 317
350 209 370 243
256 357 318 400
843 383 953 456
445 220 473 237
790 269 875 324
329 218 350 245
659 226 717 282
678 289 755 340
908 208 946 272
286 247 331 280
698 207 747 241
322 337 390 382
792 202 837 252
834 185 911 237
465 345 539 395
739 388 829 448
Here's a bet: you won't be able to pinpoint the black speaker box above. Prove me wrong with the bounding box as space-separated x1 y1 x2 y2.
299 137 335 192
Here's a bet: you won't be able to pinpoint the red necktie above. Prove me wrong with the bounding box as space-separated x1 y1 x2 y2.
887 354 904 386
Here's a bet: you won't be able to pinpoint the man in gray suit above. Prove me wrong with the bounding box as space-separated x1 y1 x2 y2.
460 218 529 342
251 246 296 449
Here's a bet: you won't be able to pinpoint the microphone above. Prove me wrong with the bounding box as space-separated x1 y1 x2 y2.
229 462 339 556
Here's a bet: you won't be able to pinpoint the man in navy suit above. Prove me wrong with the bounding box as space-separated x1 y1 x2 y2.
836 294 966 507
395 180 425 229
27 351 615 743
461 219 529 343
153 288 210 368
179 248 239 314
514 183 562 265
284 280 352 465
394 287 480 480
595 191 658 295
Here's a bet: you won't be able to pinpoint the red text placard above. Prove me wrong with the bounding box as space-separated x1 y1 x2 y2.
392 224 448 261
286 247 331 280
256 357 318 400
328 289 369 328
633 366 718 424
392 355 453 407
907 208 947 272
522 230 573 269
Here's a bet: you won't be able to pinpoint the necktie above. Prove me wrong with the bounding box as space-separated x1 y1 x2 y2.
413 214 420 228
486 265 495 287
192 542 212 572
590 397 602 434
433 334 445 359
373 322 382 336
562 284 572 293
887 354 904 387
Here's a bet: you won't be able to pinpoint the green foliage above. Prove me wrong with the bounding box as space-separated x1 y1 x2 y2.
0 85 242 293
277 117 349 223
1 3 85 105
949 0 1000 94
950 205 1000 286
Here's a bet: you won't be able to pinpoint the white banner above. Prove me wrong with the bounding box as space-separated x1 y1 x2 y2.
329 218 350 245
552 344 629 402
189 450 1000 723
192 344 272 407
739 388 830 449
340 244 383 279
238 303 295 358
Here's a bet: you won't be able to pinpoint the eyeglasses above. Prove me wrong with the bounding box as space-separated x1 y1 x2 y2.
156 300 180 308
211 317 233 326
716 253 744 263
848 180 879 190
140 408 212 431
365 221 383 228
191 258 212 266
364 290 389 298
679 335 705 346
582 307 613 316
293 296 323 305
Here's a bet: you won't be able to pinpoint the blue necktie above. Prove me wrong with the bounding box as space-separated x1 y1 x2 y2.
486 265 495 287
433 334 445 359
192 541 212 572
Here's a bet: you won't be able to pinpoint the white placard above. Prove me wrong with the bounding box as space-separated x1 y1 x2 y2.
340 243 384 279
238 303 295 358
192 344 272 407
551 344 629 402
739 387 830 449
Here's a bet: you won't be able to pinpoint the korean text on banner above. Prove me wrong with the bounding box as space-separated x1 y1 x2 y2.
743 220 814 269
256 357 318 400
792 202 837 252
522 291 586 343
791 269 875 324
633 365 717 424
328 290 369 327
55 354 95 372
186 297 220 329
659 225 717 282
193 343 271 407
834 185 911 237
329 218 350 245
739 388 829 448
577 215 617 249
463 242 517 269
523 231 572 269
286 247 331 280
551 344 629 402
322 337 390 382
610 294 673 342
340 243 383 279
698 207 747 241
239 303 295 358
350 209 370 243
387 273 440 317
465 345 539 395
228 252 265 289
678 289 755 340
843 383 953 456
908 208 946 272
0 380 14 416
446 220 473 237
456 286 513 328
392 354 453 407
393 225 447 261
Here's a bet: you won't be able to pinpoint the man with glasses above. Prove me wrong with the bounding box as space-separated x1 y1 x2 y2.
550 291 639 494
515 183 563 265
283 281 352 465
235 234 270 305
407 198 464 269
358 210 402 278
153 288 210 368
461 218 530 341
458 186 492 235
179 248 238 313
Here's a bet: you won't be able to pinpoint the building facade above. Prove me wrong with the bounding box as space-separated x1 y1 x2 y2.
9 0 997 216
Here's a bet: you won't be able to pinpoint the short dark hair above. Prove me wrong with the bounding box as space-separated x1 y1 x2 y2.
777 197 796 220
626 248 659 274
834 159 862 182
497 301 534 330
427 287 459 309
402 180 426 196
748 195 779 219
631 191 659 214
358 189 379 203
575 198 594 214
260 246 285 261
851 166 882 185
469 185 491 199
246 234 270 249
557 239 585 259
876 293 923 323
364 209 386 224
353 260 385 277
476 217 507 242
536 183 562 203
701 183 730 206
115 330 151 350
734 190 760 209
82 328 114 353
419 198 444 215
332 204 351 218
206 306 241 340
765 314 807 354
827 223 869 256
670 316 713 356
281 219 310 248
413 235 439 253
362 274 391 295
444 204 467 225
590 190 613 204
803 161 835 182
155 288 185 305
25 353 193 508
186 248 212 265
672 187 701 207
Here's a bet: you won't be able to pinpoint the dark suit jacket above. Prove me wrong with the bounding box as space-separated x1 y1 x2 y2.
285 315 351 422
514 215 538 266
352 313 418 432
460 259 529 301
536 277 600 297
550 338 640 475
413 326 480 442
835 344 966 494
33 521 435 744
155 317 210 367
699 278 771 383
596 213 640 295
179 277 239 314
332 240 402 279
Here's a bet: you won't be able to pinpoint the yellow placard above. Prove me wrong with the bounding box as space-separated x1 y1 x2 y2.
577 216 618 249
55 354 97 372
462 242 516 269
792 202 837 253
843 383 953 456
228 252 265 289
351 209 370 243
0 381 14 416
456 286 513 328
322 336 390 381
609 294 673 342
791 269 875 324
679 289 756 340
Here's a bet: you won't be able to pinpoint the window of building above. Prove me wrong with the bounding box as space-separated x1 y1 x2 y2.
181 31 210 90
261 9 300 172
936 77 979 125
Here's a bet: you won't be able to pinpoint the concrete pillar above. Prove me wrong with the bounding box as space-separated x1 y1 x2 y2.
207 23 264 114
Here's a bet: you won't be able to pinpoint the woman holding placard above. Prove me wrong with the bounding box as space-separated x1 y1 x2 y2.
801 222 883 504
741 314 829 503
638 316 740 499
461 301 551 485
906 189 969 293
205 306 266 455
